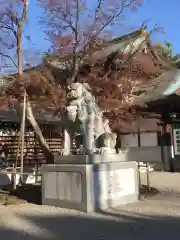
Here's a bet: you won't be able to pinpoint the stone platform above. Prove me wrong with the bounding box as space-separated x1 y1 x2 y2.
41 155 139 213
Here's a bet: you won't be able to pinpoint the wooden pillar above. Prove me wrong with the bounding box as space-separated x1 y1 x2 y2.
168 124 175 172
160 123 165 163
137 128 141 147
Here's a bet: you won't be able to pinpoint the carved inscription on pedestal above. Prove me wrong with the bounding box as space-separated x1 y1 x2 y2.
44 171 83 203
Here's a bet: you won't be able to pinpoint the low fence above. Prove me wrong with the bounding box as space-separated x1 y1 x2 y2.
0 165 41 190
138 162 151 192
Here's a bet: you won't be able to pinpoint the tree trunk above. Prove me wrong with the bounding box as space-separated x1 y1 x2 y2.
14 0 54 164
14 101 54 164
26 102 54 164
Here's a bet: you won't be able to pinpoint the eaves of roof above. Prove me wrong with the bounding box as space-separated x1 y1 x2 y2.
134 70 180 104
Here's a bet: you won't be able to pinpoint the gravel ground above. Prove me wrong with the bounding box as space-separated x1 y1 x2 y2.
1 171 180 240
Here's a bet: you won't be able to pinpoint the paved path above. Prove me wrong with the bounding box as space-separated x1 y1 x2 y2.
0 172 180 240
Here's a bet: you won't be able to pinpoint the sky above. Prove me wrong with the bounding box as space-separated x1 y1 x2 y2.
24 0 180 54
2 0 180 73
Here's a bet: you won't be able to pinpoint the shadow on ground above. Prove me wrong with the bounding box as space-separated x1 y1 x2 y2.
13 184 41 205
6 184 158 206
0 209 180 239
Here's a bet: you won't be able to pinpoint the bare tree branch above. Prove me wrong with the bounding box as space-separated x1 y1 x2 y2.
72 0 80 77
0 52 17 68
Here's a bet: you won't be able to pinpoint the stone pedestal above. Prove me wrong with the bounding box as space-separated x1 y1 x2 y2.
41 155 139 213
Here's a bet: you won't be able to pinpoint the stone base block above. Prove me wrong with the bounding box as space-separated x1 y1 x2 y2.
54 154 128 164
41 156 139 213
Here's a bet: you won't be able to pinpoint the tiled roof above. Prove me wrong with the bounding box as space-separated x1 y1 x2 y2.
134 70 180 104
0 108 60 123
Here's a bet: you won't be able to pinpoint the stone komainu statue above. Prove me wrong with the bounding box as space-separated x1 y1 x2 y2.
61 83 117 155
